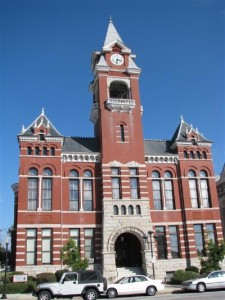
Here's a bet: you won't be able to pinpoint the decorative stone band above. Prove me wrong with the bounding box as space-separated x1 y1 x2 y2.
62 153 101 163
145 155 178 164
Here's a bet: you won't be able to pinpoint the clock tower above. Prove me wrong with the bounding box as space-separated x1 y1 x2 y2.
90 19 152 278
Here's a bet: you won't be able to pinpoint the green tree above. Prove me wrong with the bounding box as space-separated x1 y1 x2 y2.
60 238 89 271
199 239 225 273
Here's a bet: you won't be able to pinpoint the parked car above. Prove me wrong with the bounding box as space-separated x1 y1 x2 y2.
181 270 225 293
106 275 164 298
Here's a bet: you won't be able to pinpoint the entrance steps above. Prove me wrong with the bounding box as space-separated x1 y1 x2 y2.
116 267 143 280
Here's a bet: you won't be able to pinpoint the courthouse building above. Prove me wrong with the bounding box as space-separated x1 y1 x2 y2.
13 20 223 279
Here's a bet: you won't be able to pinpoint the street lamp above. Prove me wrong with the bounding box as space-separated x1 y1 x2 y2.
1 240 9 299
143 231 157 279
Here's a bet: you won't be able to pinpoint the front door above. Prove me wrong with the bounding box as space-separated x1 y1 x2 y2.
115 233 142 267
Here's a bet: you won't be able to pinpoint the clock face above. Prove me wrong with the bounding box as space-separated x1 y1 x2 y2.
110 54 124 65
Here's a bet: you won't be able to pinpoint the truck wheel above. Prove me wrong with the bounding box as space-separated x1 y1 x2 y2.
38 290 52 300
84 288 98 300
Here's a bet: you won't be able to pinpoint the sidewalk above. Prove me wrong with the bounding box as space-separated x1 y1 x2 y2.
4 285 181 300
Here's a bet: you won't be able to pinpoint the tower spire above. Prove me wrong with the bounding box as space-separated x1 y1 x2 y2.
103 18 123 46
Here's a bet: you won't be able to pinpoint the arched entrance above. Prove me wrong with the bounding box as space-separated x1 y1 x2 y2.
115 232 142 267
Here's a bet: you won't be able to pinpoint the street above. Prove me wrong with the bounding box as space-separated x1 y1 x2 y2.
4 290 225 300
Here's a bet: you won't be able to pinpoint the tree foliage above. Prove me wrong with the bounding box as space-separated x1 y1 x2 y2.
199 239 225 273
60 238 88 271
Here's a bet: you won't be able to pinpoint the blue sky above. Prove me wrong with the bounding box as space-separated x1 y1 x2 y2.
0 0 225 244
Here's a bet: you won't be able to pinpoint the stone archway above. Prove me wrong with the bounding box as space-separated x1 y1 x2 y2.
115 232 142 267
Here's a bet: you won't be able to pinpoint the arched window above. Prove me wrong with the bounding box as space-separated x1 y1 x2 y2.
196 151 201 159
27 146 32 155
35 147 40 155
109 81 129 99
188 170 199 208
69 170 79 211
28 168 38 211
136 205 141 215
164 171 174 209
183 150 188 159
83 170 93 211
113 205 119 215
152 171 162 210
121 205 126 215
200 170 211 207
120 124 125 142
43 147 48 156
190 151 194 159
50 147 55 156
42 168 52 211
203 151 207 159
128 205 134 215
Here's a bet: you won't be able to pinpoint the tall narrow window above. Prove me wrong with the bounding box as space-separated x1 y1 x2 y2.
70 229 80 248
164 171 174 209
69 170 79 211
194 224 204 255
43 147 47 155
85 229 94 262
188 170 199 208
111 168 121 199
206 224 215 243
26 229 37 265
120 124 125 142
27 146 32 155
28 168 38 211
113 205 119 215
200 170 211 208
169 226 180 258
83 170 93 211
50 147 55 156
136 205 141 215
130 168 139 199
35 146 40 155
121 205 126 215
156 226 167 259
42 168 52 211
152 171 162 210
42 229 52 264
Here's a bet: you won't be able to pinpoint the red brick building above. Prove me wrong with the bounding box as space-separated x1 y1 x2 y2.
13 20 223 279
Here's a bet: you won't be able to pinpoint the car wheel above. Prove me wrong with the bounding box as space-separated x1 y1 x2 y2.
38 291 52 300
146 285 157 296
107 288 118 298
84 288 98 300
197 282 206 293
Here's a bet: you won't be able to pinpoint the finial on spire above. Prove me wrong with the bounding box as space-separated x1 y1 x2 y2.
41 108 45 115
109 16 112 23
180 115 183 122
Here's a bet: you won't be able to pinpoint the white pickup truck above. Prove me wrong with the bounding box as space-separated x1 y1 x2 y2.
33 270 107 300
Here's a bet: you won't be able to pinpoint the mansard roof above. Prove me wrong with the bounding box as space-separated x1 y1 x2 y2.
144 140 176 156
171 116 212 144
18 108 62 137
62 137 100 153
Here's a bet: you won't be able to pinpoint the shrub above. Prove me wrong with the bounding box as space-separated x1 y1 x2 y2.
171 270 199 284
185 266 199 273
36 272 56 284
0 281 36 294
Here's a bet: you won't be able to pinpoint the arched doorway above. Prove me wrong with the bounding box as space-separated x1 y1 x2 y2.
115 232 142 267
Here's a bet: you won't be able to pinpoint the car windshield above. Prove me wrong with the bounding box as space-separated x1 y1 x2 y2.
199 272 211 278
114 277 125 284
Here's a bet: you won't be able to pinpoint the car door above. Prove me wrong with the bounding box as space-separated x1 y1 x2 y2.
60 273 79 295
217 271 225 288
132 276 149 294
207 272 221 289
118 277 136 295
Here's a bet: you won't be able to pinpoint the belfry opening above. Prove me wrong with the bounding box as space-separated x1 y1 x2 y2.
115 233 142 267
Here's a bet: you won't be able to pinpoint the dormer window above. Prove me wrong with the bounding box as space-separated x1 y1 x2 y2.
39 130 45 141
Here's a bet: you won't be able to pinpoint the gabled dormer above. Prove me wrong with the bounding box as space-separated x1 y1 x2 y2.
170 116 212 150
18 108 64 144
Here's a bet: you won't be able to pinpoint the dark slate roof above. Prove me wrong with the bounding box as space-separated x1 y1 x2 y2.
171 118 212 143
62 137 100 153
144 140 176 156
